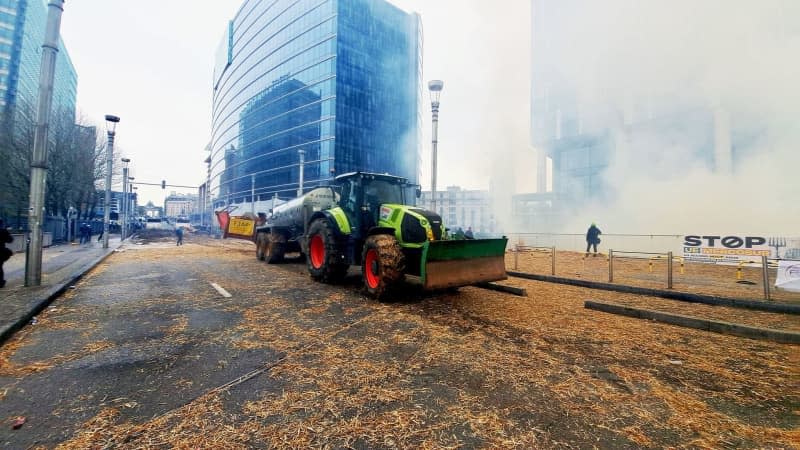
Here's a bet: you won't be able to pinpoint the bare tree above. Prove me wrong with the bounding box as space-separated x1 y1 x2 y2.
0 104 109 225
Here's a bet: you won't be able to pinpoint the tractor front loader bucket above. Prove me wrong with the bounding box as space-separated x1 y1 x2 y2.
420 238 508 290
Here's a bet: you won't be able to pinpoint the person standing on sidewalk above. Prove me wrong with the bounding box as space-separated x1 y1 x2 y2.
175 226 184 246
0 219 13 288
585 222 602 257
79 223 89 244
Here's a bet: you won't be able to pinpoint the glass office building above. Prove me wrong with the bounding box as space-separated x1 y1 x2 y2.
0 0 77 129
210 0 422 205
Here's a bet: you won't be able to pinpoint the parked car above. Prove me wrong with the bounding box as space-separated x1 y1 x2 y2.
145 218 164 229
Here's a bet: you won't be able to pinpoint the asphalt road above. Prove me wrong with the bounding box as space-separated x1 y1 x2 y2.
0 235 796 448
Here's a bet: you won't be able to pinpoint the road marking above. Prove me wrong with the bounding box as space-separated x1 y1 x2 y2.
210 282 232 298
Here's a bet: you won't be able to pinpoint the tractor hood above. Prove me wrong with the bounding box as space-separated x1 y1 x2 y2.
378 204 444 245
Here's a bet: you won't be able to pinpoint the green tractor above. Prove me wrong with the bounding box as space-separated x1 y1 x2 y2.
255 172 508 297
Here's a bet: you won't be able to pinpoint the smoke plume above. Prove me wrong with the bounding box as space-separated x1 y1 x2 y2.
539 0 800 234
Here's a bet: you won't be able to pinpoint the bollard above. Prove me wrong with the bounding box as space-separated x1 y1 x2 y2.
680 257 685 275
736 262 743 280
667 251 673 289
551 246 556 276
608 249 614 283
762 255 770 301
648 260 653 273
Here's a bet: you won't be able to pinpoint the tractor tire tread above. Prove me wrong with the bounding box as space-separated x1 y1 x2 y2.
307 219 348 283
362 234 405 298
255 232 268 261
266 231 287 264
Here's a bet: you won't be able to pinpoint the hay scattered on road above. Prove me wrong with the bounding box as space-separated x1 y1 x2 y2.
3 236 794 449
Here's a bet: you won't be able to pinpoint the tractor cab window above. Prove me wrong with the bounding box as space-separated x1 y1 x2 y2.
363 179 403 207
339 179 359 218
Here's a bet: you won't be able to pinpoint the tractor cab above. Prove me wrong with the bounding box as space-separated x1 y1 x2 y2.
334 172 417 237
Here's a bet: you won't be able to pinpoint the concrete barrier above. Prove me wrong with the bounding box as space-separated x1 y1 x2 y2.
8 232 52 253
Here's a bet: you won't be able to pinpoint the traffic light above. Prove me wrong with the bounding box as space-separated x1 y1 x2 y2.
161 180 166 189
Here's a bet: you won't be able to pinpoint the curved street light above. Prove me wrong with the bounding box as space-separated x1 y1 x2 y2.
102 115 120 249
428 80 443 214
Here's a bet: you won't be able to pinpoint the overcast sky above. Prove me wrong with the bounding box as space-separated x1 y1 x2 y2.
59 0 533 206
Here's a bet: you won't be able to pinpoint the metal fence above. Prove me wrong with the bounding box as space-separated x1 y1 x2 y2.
508 239 800 301
508 232 683 254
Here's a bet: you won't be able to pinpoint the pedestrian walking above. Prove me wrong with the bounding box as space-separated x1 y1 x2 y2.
586 222 602 257
79 223 89 244
0 219 13 288
175 226 184 246
97 227 103 242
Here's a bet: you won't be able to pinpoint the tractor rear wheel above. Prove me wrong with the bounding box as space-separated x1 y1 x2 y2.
255 232 268 261
362 234 405 298
265 231 286 264
307 219 348 283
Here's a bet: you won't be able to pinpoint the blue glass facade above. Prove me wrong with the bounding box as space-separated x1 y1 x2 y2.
0 0 76 129
210 0 421 205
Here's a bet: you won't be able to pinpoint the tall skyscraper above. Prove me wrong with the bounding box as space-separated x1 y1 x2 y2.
209 0 422 206
0 0 77 130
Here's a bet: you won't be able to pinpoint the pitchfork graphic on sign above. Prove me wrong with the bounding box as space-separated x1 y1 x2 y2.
768 237 786 259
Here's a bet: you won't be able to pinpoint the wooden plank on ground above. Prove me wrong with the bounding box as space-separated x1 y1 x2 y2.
474 282 527 296
508 271 800 315
584 300 800 344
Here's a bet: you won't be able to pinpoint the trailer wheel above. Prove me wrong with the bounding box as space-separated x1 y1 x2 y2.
255 232 268 261
307 219 348 283
265 232 286 264
362 234 405 298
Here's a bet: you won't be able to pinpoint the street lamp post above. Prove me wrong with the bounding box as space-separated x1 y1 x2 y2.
251 174 256 215
24 0 65 286
121 158 130 241
102 115 120 249
66 206 76 242
127 176 135 235
297 149 305 197
203 154 211 230
131 186 138 229
428 80 444 215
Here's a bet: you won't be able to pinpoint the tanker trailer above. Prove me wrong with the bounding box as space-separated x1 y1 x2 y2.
255 187 338 263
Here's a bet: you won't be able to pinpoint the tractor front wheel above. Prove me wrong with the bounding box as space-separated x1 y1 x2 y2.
362 234 405 298
307 219 348 283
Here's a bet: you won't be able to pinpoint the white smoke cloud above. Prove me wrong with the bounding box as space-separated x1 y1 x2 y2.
544 0 800 235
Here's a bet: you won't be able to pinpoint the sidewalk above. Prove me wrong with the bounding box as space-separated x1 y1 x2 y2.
0 236 122 344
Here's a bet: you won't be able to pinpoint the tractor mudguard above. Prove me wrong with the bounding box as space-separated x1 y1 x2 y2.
309 209 351 237
420 238 508 290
